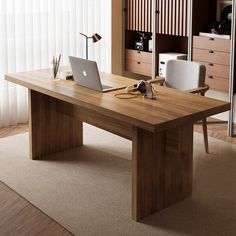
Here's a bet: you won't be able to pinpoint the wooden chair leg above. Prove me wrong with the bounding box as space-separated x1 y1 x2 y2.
202 118 209 153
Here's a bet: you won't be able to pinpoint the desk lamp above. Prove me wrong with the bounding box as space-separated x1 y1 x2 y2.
80 33 102 60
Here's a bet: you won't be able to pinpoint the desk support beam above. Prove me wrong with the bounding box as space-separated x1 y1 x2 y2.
28 90 83 160
132 125 193 221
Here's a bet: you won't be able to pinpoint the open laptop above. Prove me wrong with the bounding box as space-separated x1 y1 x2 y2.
69 56 125 92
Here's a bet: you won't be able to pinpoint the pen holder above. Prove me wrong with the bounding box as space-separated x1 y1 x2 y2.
51 66 60 80
51 67 69 81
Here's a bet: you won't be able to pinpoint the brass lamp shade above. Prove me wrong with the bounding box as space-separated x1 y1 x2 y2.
92 33 102 43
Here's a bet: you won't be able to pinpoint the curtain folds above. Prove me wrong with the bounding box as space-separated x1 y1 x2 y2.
0 0 111 128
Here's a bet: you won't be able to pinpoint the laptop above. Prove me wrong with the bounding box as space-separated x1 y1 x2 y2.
69 56 125 92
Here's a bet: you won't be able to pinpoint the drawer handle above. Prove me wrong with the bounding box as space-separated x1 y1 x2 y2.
137 61 141 65
209 63 214 66
208 76 213 79
209 50 214 54
209 38 214 41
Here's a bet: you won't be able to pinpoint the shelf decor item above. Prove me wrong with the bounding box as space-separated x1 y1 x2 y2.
80 33 102 60
217 0 232 21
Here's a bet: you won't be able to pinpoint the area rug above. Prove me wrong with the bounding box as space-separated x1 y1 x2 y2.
0 124 236 236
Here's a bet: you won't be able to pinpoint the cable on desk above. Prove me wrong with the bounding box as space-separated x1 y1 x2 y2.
114 92 140 99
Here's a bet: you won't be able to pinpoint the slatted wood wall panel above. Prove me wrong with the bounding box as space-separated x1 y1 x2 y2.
148 0 152 32
126 0 152 32
126 0 188 36
156 0 188 36
135 0 139 31
183 0 188 36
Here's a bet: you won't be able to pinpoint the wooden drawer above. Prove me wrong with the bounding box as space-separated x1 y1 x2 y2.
195 61 230 79
192 48 230 66
126 59 152 76
206 75 229 93
126 49 152 64
193 36 230 53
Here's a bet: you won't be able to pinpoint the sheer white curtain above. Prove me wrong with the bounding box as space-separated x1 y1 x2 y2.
0 0 111 128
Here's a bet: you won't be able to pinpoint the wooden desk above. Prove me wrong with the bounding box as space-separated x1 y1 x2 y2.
6 68 230 221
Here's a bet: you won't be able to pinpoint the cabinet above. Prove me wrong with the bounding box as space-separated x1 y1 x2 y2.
124 0 235 90
192 36 231 92
123 0 235 136
125 49 152 76
190 0 235 136
124 0 189 77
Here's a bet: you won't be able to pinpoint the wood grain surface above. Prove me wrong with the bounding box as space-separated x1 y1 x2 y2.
193 36 230 53
192 48 230 66
0 124 28 138
0 181 73 236
5 67 230 133
29 90 83 160
126 0 152 32
1 118 234 145
192 35 231 93
132 124 193 220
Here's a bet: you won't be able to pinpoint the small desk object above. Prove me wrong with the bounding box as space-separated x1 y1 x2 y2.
6 68 230 221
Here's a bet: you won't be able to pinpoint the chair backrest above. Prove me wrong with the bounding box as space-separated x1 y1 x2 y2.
165 60 206 91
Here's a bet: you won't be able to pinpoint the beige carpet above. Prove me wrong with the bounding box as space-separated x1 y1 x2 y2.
0 124 236 236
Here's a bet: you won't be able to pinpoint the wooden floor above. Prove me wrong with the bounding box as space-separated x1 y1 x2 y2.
0 124 28 138
194 118 236 145
0 181 73 236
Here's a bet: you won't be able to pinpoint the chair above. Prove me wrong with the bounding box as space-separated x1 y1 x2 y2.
159 59 209 153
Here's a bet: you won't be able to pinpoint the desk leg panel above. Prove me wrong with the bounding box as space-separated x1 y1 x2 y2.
132 124 193 221
29 90 83 160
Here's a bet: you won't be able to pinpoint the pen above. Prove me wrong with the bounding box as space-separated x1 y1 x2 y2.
52 56 56 78
56 54 61 77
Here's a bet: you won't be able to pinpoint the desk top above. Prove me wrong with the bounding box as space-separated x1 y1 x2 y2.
5 67 230 132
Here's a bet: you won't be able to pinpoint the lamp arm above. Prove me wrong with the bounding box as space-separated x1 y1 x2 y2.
80 33 93 39
80 33 88 38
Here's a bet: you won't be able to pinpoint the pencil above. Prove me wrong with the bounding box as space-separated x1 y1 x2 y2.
56 54 61 77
